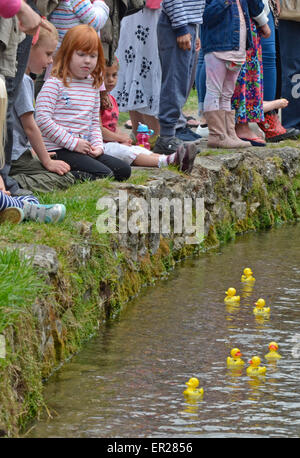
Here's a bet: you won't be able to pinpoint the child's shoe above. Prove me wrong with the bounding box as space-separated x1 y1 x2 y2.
175 143 198 174
23 203 66 223
0 207 24 224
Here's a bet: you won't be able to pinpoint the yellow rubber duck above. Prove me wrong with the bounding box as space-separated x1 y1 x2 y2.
227 348 245 368
224 288 240 304
241 267 255 283
246 356 266 376
183 377 204 398
253 298 270 316
265 341 281 360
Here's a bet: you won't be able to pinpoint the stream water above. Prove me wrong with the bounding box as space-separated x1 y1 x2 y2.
28 223 300 438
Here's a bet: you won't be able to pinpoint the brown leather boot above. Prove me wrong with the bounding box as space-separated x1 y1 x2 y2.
205 110 244 149
224 110 251 148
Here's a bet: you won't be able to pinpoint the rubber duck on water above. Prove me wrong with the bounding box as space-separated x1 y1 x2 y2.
183 377 204 398
227 348 245 368
224 288 240 304
241 267 256 283
265 341 281 360
253 298 270 316
246 356 267 376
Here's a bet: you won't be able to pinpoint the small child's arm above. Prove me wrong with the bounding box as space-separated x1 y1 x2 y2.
0 173 10 195
20 111 71 175
101 124 132 146
70 0 109 31
88 92 104 157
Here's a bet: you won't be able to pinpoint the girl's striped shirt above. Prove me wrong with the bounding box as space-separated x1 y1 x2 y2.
35 77 103 152
49 0 109 45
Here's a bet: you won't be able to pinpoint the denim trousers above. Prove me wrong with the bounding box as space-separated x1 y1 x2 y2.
157 12 197 136
261 11 276 101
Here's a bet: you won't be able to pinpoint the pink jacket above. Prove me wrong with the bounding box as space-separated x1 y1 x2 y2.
0 0 21 18
146 0 162 9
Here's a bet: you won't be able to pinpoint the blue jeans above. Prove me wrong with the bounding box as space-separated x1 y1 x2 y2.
195 49 206 115
261 11 276 101
157 12 197 136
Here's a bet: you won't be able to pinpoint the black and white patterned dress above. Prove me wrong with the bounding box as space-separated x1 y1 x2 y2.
111 7 162 117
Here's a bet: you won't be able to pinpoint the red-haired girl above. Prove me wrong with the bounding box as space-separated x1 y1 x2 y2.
35 24 131 182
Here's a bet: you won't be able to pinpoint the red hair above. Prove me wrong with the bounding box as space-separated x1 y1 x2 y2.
52 24 105 88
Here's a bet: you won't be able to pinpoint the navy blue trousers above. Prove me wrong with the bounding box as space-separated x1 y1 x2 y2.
157 12 197 137
278 19 300 129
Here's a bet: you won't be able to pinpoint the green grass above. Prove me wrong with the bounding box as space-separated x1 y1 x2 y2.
0 249 47 333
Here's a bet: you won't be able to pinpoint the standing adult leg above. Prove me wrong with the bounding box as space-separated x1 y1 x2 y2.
154 12 197 153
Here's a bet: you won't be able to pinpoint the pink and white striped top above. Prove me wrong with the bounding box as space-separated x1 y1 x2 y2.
49 0 109 46
35 77 103 152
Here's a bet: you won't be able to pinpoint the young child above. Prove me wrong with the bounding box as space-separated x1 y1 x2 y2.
100 57 198 173
201 0 270 149
35 24 131 182
0 23 66 225
9 19 74 193
35 0 109 100
0 80 66 225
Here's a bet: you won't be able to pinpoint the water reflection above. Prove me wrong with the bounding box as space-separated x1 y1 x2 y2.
28 224 300 438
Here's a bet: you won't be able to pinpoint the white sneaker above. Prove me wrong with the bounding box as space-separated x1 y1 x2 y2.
23 203 66 223
196 124 209 138
0 207 24 224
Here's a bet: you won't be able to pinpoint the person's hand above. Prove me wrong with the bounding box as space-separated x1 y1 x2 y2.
177 33 192 51
195 37 201 52
88 146 104 157
100 92 113 110
259 23 271 39
0 174 10 196
17 1 52 35
43 159 71 176
76 138 92 154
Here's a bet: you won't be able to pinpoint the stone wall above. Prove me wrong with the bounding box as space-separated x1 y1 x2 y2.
0 147 299 436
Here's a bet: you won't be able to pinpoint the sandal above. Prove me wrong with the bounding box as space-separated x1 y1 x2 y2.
186 116 200 128
239 137 266 147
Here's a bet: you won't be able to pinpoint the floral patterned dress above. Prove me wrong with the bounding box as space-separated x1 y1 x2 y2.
112 7 162 117
232 19 264 123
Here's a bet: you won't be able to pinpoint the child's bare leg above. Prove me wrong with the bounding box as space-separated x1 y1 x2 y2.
263 99 289 113
132 153 159 167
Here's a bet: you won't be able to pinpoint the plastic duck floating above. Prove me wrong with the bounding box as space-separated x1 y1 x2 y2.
183 377 204 398
253 298 270 316
227 348 245 368
246 356 266 376
224 288 240 304
265 341 281 360
241 267 256 283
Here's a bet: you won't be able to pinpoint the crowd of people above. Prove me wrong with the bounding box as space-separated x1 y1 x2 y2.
0 0 300 225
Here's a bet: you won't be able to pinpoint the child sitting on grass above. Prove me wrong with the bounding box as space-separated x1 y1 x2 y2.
9 18 75 193
0 75 65 225
100 57 198 174
35 25 131 182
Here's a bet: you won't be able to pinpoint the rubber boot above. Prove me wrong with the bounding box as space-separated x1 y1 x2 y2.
258 110 300 142
224 110 251 148
205 110 243 149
